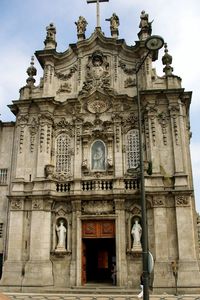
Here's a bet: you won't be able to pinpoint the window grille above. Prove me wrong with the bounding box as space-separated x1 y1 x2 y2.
0 169 8 184
55 134 71 176
0 223 3 238
126 129 140 170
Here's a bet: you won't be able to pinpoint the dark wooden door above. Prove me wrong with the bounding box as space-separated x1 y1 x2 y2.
82 240 87 285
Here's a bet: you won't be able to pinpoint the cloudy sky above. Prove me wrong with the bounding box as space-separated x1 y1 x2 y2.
1 0 200 211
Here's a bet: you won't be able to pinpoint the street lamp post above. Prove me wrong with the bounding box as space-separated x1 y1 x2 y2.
135 35 164 300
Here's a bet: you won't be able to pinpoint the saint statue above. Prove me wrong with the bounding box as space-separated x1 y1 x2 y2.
106 13 119 36
139 10 152 36
131 219 142 251
75 16 88 35
92 146 105 170
55 220 67 251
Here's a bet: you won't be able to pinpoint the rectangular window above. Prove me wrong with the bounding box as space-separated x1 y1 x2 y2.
0 169 8 184
0 223 3 238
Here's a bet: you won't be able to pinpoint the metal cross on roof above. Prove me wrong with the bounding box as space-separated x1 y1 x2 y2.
86 0 109 28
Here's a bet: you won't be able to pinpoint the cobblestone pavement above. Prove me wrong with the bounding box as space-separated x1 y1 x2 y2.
3 294 200 300
5 295 137 300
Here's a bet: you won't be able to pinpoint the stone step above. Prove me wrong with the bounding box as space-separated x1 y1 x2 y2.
3 293 200 300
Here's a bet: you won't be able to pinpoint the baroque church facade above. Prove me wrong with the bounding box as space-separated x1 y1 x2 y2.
0 10 200 293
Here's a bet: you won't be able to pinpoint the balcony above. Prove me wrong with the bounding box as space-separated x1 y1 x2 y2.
55 178 139 194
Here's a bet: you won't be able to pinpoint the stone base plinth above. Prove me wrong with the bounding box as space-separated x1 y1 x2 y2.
153 260 200 293
22 260 53 286
0 261 24 286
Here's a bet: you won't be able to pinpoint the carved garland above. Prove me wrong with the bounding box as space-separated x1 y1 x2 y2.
169 105 180 146
17 115 29 153
158 112 169 145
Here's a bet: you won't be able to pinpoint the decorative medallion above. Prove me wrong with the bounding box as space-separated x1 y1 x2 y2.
87 99 109 114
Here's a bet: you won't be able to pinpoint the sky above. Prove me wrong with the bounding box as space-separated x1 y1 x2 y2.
0 0 200 212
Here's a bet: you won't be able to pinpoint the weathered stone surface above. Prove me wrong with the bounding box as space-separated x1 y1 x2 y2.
0 9 199 296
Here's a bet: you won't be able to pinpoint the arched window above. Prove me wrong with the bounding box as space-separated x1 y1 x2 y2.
126 129 140 170
56 134 71 175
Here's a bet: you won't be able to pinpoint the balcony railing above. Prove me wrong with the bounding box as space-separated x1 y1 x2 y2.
124 178 140 190
82 180 113 191
55 178 139 193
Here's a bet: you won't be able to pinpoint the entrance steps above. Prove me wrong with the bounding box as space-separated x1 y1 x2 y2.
2 290 200 300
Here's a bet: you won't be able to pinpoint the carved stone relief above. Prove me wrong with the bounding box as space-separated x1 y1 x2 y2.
32 199 43 210
175 195 190 206
124 77 136 88
10 199 23 210
119 61 135 75
82 200 114 215
122 113 138 134
87 98 109 114
158 112 169 145
169 105 180 146
17 115 29 153
152 197 165 207
29 118 39 152
39 114 53 153
81 51 111 94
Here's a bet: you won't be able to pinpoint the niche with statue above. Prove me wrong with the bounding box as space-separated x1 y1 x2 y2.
55 218 68 253
131 216 142 252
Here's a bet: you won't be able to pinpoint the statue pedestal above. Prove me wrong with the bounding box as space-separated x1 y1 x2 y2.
131 244 142 252
111 29 118 38
55 246 66 253
77 33 85 41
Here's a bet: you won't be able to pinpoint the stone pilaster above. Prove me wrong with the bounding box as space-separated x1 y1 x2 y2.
175 194 200 289
1 198 24 286
115 199 127 286
70 200 81 286
23 199 53 286
152 196 172 287
15 115 29 179
36 114 53 178
113 118 123 177
74 120 82 179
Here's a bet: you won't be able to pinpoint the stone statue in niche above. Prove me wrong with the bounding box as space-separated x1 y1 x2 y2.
92 140 106 171
55 219 67 252
131 218 142 251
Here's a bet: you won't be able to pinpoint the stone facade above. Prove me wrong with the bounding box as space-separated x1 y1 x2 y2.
0 11 200 294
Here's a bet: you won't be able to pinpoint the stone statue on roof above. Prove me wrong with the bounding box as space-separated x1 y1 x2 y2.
106 13 119 38
139 10 150 29
75 16 88 38
138 10 152 40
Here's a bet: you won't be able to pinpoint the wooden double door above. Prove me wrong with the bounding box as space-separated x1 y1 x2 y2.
82 220 116 284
